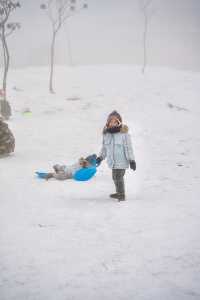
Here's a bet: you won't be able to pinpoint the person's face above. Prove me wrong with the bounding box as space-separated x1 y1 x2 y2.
79 158 90 168
108 117 120 128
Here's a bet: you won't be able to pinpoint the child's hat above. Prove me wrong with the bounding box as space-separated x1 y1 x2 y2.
107 110 122 124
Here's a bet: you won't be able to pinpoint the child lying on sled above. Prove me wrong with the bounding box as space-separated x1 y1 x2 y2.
44 154 97 180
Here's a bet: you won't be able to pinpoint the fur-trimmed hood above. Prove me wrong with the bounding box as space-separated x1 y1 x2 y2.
103 124 129 134
120 124 128 133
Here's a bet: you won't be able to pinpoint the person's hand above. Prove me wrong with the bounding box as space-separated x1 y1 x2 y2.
96 156 103 166
130 160 136 171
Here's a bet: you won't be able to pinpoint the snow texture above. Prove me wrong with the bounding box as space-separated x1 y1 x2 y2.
0 65 200 300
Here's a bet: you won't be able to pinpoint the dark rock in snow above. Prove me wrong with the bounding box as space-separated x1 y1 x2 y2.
0 118 15 156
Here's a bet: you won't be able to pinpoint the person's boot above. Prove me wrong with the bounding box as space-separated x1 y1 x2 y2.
109 193 126 201
110 193 119 199
45 173 54 180
117 193 126 201
116 179 126 201
110 175 126 200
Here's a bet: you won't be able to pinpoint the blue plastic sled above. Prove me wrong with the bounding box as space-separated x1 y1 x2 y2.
73 166 97 181
35 167 97 181
35 171 49 179
36 155 99 182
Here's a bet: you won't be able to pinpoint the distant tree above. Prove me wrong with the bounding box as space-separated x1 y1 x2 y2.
40 0 88 94
0 0 20 119
139 0 153 74
65 21 73 66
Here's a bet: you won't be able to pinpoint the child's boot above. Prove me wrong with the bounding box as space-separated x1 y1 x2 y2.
117 193 126 201
45 173 54 180
110 193 119 199
109 192 125 201
111 169 126 200
116 179 126 201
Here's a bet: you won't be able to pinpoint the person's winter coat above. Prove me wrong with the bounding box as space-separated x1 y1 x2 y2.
52 162 82 180
99 125 135 169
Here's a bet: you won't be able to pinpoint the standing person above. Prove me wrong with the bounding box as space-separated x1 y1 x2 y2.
97 111 136 201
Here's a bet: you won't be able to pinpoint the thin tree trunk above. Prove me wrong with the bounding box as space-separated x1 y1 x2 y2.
65 23 73 66
1 26 7 100
142 13 148 74
49 31 56 93
0 25 11 119
2 27 10 99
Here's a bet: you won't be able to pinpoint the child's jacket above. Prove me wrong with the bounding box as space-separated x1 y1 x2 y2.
99 125 135 169
53 163 81 180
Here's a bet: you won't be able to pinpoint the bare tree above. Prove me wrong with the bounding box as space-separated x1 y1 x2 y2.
65 21 73 66
0 0 20 119
139 0 153 74
40 0 87 94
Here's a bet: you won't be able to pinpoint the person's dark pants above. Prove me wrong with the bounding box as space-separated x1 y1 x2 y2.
112 169 126 195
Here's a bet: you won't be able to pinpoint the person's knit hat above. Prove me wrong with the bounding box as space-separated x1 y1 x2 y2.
106 110 122 125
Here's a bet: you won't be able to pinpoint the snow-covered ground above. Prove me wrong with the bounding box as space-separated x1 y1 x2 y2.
0 65 200 300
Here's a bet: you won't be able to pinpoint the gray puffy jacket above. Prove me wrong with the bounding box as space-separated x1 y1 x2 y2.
99 125 135 169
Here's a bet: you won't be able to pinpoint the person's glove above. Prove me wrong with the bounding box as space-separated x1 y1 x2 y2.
96 156 103 166
130 160 136 171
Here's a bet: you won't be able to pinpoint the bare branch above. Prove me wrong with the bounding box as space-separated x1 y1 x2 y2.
43 0 85 33
5 27 14 37
59 5 85 28
40 0 88 93
5 24 20 37
47 0 55 24
141 0 152 11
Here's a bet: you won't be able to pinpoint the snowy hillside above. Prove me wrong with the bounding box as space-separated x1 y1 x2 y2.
0 65 200 300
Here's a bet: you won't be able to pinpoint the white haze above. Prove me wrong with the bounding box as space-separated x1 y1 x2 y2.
1 0 200 71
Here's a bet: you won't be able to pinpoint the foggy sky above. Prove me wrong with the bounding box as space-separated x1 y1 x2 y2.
2 0 200 71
